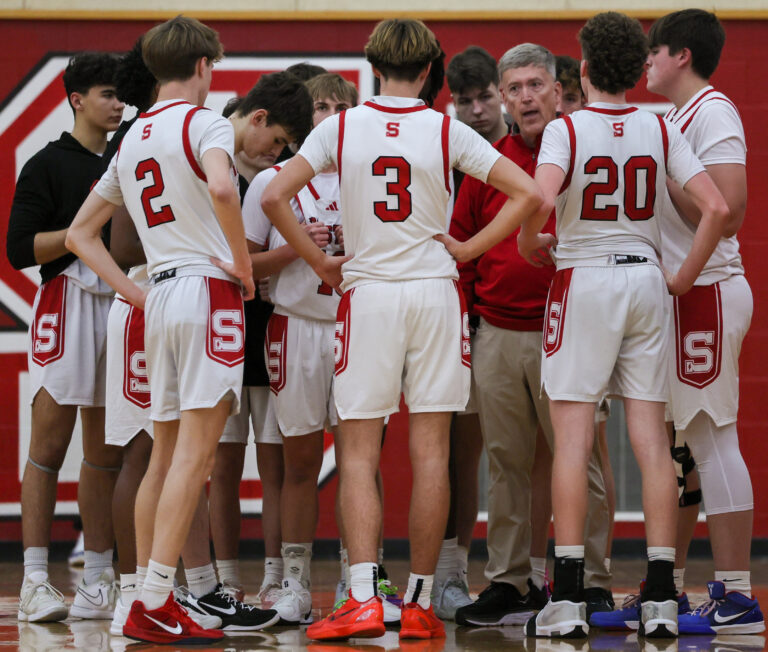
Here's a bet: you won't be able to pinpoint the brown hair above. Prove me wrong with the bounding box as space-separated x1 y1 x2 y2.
142 15 223 84
364 19 441 82
305 73 358 107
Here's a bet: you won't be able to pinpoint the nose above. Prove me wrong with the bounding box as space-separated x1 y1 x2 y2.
472 99 484 114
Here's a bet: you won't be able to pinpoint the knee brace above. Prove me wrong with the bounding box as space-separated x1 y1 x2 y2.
670 437 702 508
28 457 60 474
82 458 121 473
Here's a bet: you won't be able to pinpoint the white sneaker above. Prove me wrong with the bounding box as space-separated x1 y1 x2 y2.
377 579 401 624
70 569 119 619
109 595 131 635
172 585 223 629
18 573 68 622
432 573 473 620
525 598 588 638
640 599 678 638
68 532 85 567
334 578 347 606
257 582 282 609
273 577 313 624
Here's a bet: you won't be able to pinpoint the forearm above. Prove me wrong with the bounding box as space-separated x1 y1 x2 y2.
675 211 726 291
212 190 251 269
109 205 146 269
33 229 70 265
250 244 299 279
667 177 701 227
264 200 326 270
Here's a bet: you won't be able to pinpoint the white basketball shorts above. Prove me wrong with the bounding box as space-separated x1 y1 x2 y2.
220 386 281 444
334 278 471 419
105 299 153 445
144 275 244 422
264 314 337 437
542 264 670 403
667 274 752 429
28 275 109 407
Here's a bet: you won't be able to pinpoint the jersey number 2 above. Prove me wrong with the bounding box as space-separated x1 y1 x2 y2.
581 155 657 221
135 158 176 228
372 156 412 223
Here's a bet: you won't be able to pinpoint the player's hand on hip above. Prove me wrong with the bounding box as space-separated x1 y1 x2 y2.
662 264 690 296
210 256 256 301
258 277 272 303
303 221 331 248
518 232 556 267
127 284 148 311
433 233 472 263
314 254 350 294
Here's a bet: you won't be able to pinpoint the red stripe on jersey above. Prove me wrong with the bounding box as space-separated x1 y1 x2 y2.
675 88 716 122
307 180 320 200
337 110 346 183
656 113 669 169
363 100 429 114
271 165 283 172
182 106 209 182
139 100 189 118
559 115 576 193
441 115 451 194
584 106 638 116
295 192 305 219
680 96 740 134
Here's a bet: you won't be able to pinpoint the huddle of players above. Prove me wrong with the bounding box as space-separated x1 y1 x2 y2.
6 7 758 646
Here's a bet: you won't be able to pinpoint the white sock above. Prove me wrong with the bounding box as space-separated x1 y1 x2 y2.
457 545 469 585
185 563 218 598
436 537 458 583
377 547 385 568
604 557 612 573
120 573 138 607
84 549 114 585
555 545 585 559
136 566 147 594
715 570 751 597
349 562 377 603
23 547 48 579
530 556 547 590
262 557 282 588
404 573 433 610
647 546 676 563
141 560 176 610
339 546 350 587
673 568 685 595
216 559 241 587
282 542 312 587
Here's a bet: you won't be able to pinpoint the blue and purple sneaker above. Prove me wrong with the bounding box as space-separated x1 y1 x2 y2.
590 581 691 631
678 581 765 635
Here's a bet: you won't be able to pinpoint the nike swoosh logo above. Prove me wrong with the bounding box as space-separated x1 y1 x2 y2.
714 609 750 624
153 571 169 579
332 608 356 620
145 614 183 634
202 602 236 615
77 587 104 607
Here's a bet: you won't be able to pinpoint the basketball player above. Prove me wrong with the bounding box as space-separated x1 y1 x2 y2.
7 51 124 623
261 18 542 640
65 16 312 644
520 11 728 640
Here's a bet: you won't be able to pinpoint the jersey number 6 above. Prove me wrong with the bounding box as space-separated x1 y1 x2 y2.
135 158 177 228
372 156 412 223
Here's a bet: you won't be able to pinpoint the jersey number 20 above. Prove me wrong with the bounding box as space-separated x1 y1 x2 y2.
581 155 657 221
135 158 177 228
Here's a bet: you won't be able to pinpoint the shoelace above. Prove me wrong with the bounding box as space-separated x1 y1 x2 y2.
216 587 256 612
443 577 469 595
377 579 398 597
332 595 349 611
22 580 65 609
691 598 721 617
621 593 641 609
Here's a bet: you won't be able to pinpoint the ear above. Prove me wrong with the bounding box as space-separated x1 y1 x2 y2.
250 108 268 126
580 59 588 80
371 65 383 80
677 47 693 69
554 80 563 104
196 56 208 78
418 62 432 83
69 91 84 112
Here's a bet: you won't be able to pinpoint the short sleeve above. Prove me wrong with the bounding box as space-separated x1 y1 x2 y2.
297 114 338 174
94 154 124 206
242 167 279 245
537 119 571 174
194 111 236 163
688 101 746 166
450 119 502 182
666 122 706 188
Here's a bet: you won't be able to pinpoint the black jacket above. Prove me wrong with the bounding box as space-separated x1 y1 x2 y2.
6 132 105 283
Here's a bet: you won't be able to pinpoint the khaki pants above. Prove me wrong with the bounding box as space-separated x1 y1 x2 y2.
473 319 612 593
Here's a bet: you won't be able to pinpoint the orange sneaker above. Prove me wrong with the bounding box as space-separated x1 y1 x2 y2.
306 596 385 641
399 602 446 639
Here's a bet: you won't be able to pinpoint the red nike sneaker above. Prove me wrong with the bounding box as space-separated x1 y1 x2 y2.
123 591 224 644
306 595 385 640
399 602 446 639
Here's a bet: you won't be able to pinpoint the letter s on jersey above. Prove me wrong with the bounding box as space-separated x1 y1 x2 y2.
212 310 244 353
613 122 624 137
684 331 715 374
386 122 399 137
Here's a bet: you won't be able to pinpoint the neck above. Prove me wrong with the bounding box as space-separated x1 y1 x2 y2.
487 116 509 144
70 122 107 155
587 86 628 106
156 80 204 107
667 74 710 110
379 77 424 99
230 115 245 155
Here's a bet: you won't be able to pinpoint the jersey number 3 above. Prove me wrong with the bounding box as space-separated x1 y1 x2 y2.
135 158 177 228
372 156 412 223
581 155 657 221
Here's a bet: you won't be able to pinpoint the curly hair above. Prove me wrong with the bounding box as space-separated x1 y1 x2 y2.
114 37 157 112
63 51 120 110
578 12 648 94
556 55 581 94
649 9 725 80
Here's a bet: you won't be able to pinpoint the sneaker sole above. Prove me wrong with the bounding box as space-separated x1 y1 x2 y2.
123 626 224 645
221 612 281 631
109 622 124 636
307 621 386 640
69 606 114 619
712 621 766 635
525 618 589 639
457 609 534 627
639 621 678 638
399 627 446 639
18 606 69 623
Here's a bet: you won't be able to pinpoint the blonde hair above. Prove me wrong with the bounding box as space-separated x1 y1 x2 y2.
142 15 223 84
365 19 441 82
305 73 358 107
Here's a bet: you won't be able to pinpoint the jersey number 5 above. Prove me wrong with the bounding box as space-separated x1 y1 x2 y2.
581 155 657 221
135 158 177 228
372 156 412 223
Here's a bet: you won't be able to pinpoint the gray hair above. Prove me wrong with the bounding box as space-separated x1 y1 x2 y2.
497 43 556 80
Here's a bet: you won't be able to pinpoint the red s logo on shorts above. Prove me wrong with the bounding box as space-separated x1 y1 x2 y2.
32 276 67 366
674 283 723 388
123 303 151 408
265 314 287 395
334 289 354 376
453 281 471 368
205 278 244 367
543 268 573 357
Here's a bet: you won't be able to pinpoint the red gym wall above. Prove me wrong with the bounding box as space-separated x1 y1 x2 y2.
0 17 766 544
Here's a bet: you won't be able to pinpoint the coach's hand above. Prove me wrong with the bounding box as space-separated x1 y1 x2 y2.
517 231 557 267
211 256 256 301
313 254 349 294
433 233 473 263
304 221 332 249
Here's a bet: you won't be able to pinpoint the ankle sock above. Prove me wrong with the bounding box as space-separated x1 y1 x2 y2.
715 570 751 597
552 554 584 602
349 562 378 603
673 567 685 595
457 545 469 585
185 563 217 598
216 559 241 587
120 573 138 606
23 547 48 579
436 537 458 583
263 557 282 588
404 573 433 610
530 556 547 590
282 542 312 587
141 559 176 610
84 549 114 585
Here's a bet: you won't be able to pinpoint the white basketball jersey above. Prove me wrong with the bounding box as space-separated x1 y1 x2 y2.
297 96 501 291
660 86 746 284
538 104 704 268
95 100 237 277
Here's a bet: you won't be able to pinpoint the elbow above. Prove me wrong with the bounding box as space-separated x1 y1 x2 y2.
64 229 78 256
260 187 281 220
208 180 238 206
6 246 25 270
712 199 731 238
722 207 746 239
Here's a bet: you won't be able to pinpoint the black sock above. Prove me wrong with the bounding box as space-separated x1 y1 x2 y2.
642 560 676 602
552 557 585 602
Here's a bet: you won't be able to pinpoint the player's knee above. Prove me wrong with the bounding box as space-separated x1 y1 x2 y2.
28 457 61 474
29 438 70 469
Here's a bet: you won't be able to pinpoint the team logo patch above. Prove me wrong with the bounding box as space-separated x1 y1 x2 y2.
453 280 471 368
674 283 723 388
265 313 288 395
31 276 67 366
205 278 245 368
123 302 150 408
334 289 354 376
543 268 573 357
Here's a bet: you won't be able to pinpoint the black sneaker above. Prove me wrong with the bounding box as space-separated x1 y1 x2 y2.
585 587 615 619
455 581 534 626
527 578 550 610
178 583 280 631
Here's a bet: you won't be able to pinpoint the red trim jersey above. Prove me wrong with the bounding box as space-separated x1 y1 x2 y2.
661 86 746 284
296 96 502 291
450 133 556 331
95 99 237 277
245 165 342 322
537 103 704 268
